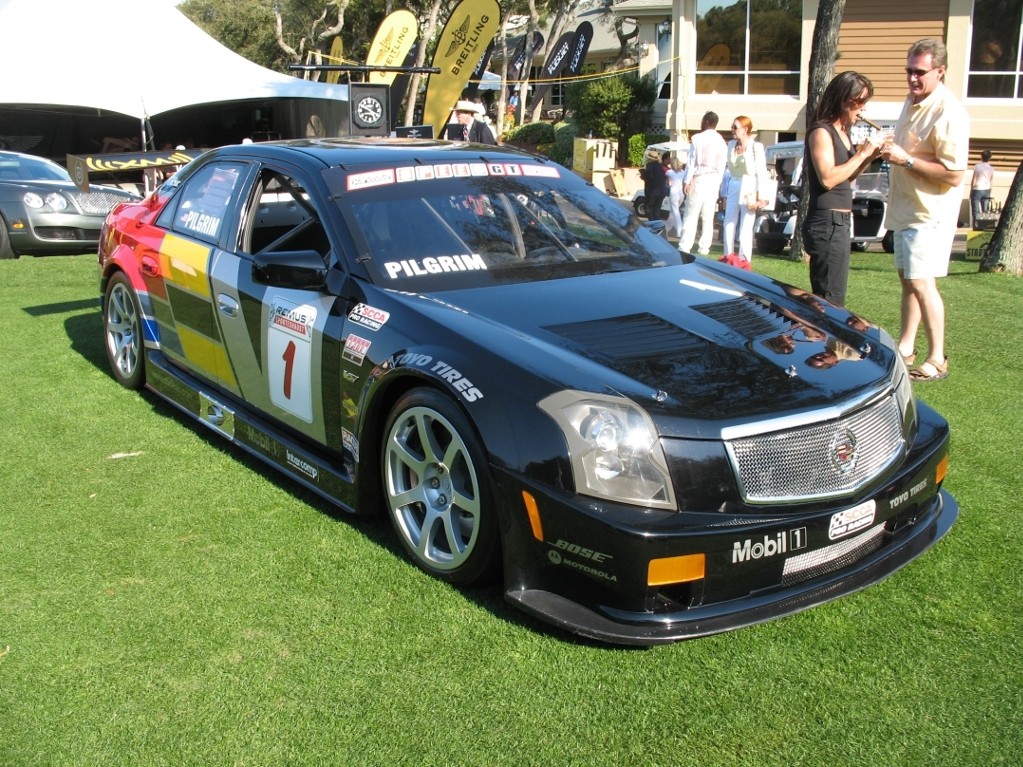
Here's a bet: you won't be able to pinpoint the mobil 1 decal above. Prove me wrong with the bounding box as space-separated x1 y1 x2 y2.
268 297 316 422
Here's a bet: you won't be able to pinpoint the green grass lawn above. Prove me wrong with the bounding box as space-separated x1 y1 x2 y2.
1 252 1020 766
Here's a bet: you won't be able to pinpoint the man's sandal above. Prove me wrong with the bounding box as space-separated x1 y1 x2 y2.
910 358 948 382
900 349 916 366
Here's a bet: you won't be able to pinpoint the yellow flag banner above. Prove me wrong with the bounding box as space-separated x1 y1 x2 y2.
325 37 344 85
366 10 419 87
422 0 500 136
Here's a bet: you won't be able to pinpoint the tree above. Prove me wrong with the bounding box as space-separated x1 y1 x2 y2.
273 1 351 79
788 0 846 261
566 73 655 156
980 160 1023 275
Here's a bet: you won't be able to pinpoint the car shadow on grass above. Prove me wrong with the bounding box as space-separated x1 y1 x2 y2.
62 310 611 649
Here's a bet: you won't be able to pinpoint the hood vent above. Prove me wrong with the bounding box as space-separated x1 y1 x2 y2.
545 313 706 362
695 296 792 339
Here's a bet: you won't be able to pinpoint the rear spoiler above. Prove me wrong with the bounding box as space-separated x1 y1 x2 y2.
66 149 199 192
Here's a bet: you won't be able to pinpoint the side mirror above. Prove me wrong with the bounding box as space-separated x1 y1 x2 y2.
252 250 328 291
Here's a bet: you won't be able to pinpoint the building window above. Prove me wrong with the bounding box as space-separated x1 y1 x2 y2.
968 0 1023 98
657 30 673 100
694 0 801 96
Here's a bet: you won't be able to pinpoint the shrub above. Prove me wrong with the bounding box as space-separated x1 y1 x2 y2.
627 135 647 167
506 121 555 146
549 120 577 166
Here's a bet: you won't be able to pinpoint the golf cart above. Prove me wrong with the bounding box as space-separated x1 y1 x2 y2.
632 140 690 219
754 142 895 255
754 141 803 255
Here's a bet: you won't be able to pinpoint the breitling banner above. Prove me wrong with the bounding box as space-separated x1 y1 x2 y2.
563 22 594 81
527 32 574 115
529 23 592 114
366 9 419 87
325 37 343 85
422 0 501 136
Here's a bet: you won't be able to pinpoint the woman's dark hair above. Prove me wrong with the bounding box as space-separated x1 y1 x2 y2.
811 71 875 124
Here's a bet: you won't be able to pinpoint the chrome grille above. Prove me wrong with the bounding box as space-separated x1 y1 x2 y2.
66 190 128 215
726 393 905 503
781 523 887 585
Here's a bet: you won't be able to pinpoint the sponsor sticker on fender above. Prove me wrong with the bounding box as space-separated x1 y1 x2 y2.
829 500 876 540
343 334 372 365
348 303 390 331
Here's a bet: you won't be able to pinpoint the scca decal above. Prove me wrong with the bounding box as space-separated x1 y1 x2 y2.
348 303 390 331
394 352 483 403
384 253 487 279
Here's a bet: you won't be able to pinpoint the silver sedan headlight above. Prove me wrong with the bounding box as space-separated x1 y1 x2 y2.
539 390 677 510
23 192 69 212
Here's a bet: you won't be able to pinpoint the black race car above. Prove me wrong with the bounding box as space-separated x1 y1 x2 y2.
99 138 957 645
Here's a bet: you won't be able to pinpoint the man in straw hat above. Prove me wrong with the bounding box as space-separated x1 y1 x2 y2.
447 100 497 145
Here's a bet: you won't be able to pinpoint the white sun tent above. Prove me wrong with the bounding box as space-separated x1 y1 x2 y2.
0 0 347 117
0 0 348 155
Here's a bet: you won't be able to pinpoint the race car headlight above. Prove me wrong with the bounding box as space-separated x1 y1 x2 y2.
879 327 915 428
23 192 69 212
539 391 677 510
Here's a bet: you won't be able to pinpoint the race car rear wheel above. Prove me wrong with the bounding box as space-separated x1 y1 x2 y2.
382 389 499 586
103 272 146 390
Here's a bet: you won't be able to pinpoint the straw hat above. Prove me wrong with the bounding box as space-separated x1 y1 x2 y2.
453 100 482 114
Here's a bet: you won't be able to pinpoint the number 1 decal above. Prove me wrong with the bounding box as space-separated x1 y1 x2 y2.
268 298 315 422
281 340 296 399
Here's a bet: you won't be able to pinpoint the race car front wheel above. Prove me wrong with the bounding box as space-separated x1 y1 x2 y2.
382 389 499 586
103 272 146 390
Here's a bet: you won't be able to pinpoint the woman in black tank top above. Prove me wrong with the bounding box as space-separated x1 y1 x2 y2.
802 71 887 306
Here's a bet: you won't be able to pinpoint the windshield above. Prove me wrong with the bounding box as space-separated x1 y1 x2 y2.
324 161 681 289
0 153 71 182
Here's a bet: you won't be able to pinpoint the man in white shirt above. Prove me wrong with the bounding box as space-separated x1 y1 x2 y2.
882 38 969 383
679 111 727 255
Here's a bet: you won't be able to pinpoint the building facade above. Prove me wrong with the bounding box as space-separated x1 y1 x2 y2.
614 0 1023 200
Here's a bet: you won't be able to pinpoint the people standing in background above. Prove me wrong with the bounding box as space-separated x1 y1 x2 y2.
881 38 970 382
720 116 770 261
679 111 727 255
665 158 686 239
447 101 497 144
970 149 995 228
801 71 886 307
643 152 669 221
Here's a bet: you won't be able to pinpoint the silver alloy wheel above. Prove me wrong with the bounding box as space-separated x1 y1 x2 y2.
384 403 482 574
104 275 144 389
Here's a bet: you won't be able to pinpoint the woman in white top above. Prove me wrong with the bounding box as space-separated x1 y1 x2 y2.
665 158 686 239
720 116 771 260
970 150 995 228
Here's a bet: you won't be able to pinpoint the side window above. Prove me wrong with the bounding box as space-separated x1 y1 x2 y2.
168 162 245 245
241 169 330 259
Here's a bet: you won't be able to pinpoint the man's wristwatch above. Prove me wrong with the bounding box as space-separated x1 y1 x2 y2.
904 157 915 170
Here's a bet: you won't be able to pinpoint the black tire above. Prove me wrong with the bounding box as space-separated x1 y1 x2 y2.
102 272 146 389
382 388 499 586
755 234 788 256
0 216 17 259
882 230 895 253
633 197 647 218
851 241 868 252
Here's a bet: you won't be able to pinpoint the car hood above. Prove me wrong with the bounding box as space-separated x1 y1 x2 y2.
411 261 894 429
1 179 135 198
